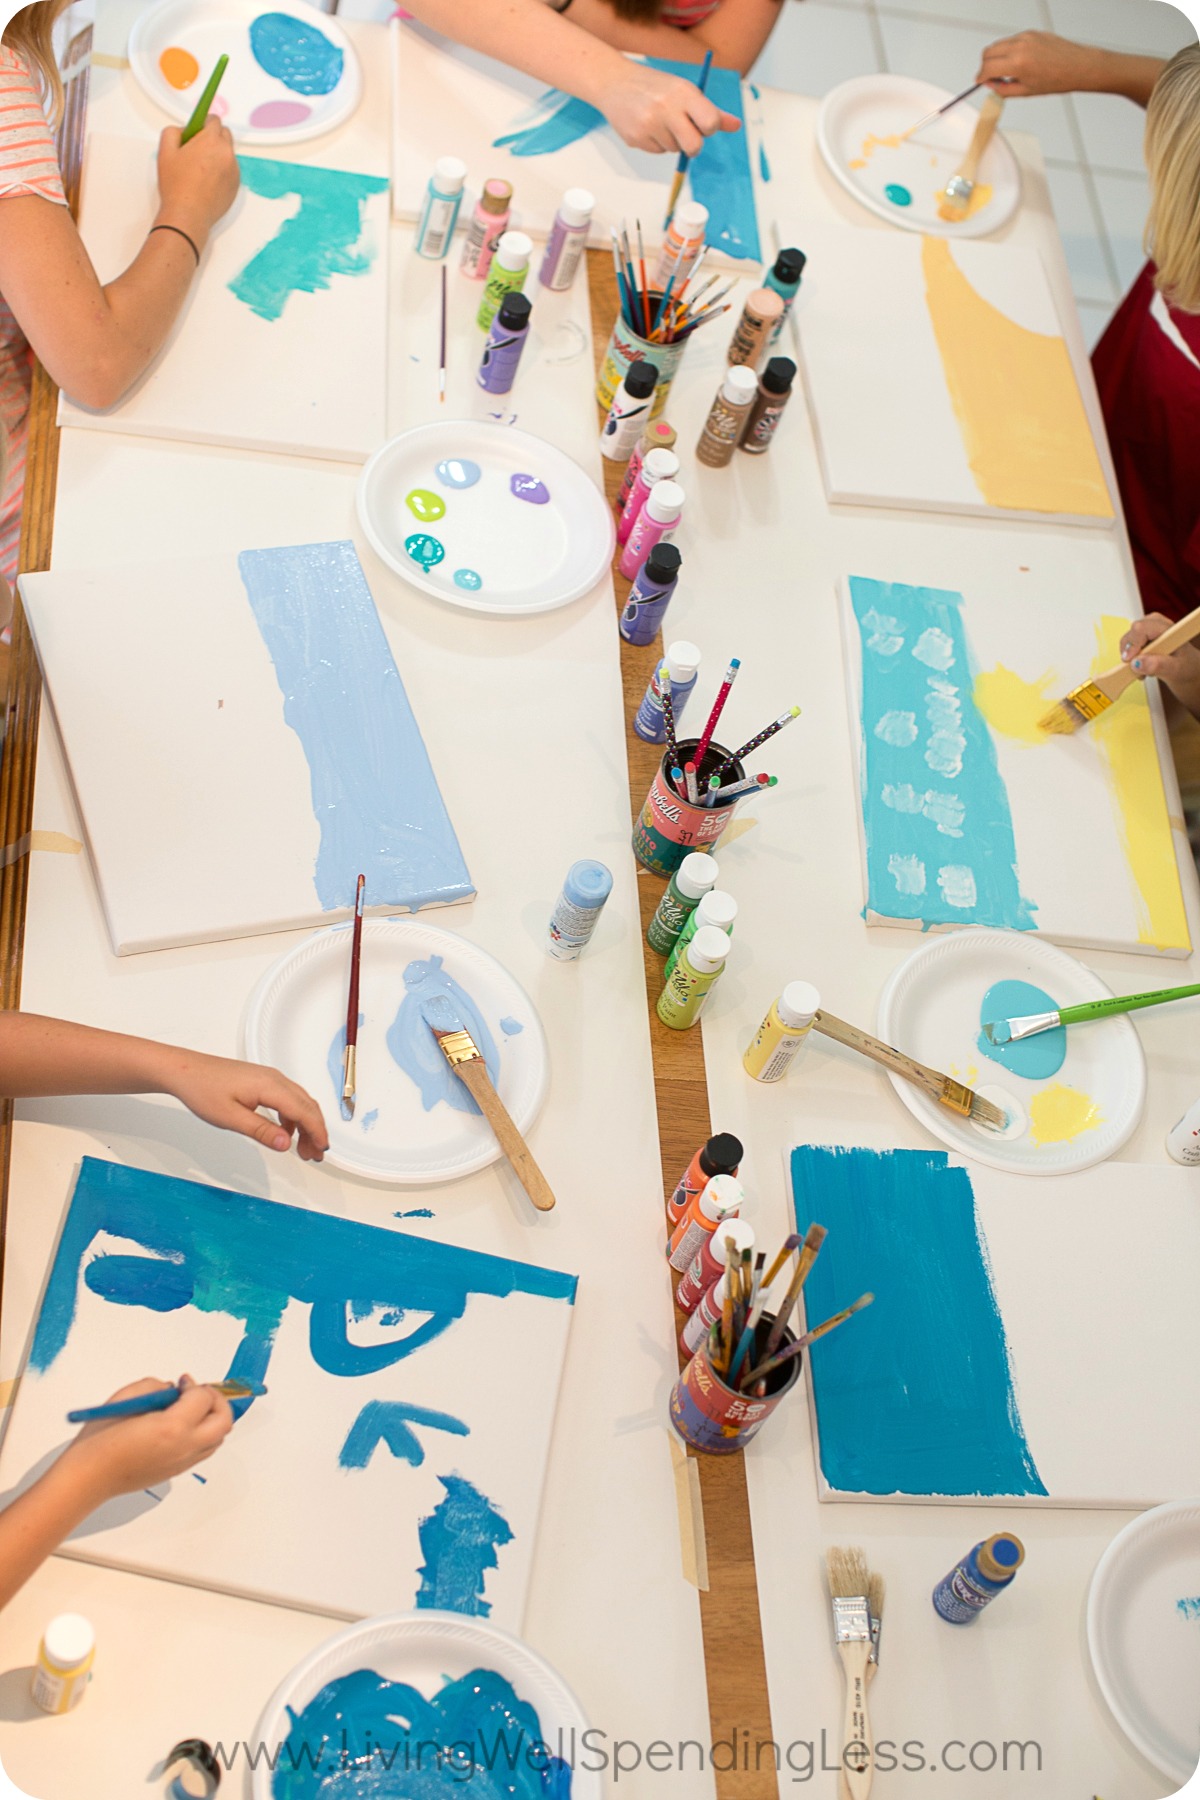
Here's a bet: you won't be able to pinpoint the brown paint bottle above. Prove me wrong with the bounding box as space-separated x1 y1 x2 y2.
727 287 784 368
739 357 797 456
695 366 759 468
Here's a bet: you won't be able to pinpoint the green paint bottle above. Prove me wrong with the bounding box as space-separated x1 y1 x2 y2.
664 888 737 981
656 925 731 1031
477 230 533 332
646 851 718 955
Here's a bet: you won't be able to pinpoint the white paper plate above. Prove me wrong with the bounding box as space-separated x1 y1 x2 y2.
357 421 615 614
1087 1501 1200 1786
876 928 1145 1174
817 75 1020 238
129 0 362 144
252 1611 601 1800
243 919 549 1183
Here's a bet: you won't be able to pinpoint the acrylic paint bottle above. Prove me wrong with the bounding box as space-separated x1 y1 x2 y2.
727 287 784 368
539 186 594 291
617 446 681 546
633 638 700 742
667 1130 743 1228
415 156 468 260
664 888 737 982
668 1168 744 1271
657 924 730 1032
548 858 613 961
654 201 709 288
460 178 513 280
681 1269 732 1353
32 1615 95 1714
616 418 677 516
619 479 684 580
477 292 532 395
743 980 820 1083
599 360 659 463
1167 1099 1200 1163
696 366 759 468
933 1534 1025 1624
739 356 796 457
763 246 806 346
477 230 532 331
677 1214 755 1314
620 542 681 647
646 850 718 954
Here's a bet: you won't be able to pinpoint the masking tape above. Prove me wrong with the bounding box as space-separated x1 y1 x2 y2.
90 52 131 68
669 1429 709 1592
0 831 82 866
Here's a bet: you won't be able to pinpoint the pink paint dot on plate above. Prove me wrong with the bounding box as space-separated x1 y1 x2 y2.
210 94 229 119
248 99 313 128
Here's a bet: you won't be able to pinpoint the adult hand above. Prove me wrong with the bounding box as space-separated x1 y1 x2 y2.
976 29 1101 97
155 116 241 249
162 1048 329 1160
61 1376 234 1505
1122 612 1200 717
604 62 740 155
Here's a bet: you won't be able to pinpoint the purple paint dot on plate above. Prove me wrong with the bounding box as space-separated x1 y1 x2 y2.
453 569 482 591
248 99 313 129
405 533 445 571
510 472 550 505
435 457 481 490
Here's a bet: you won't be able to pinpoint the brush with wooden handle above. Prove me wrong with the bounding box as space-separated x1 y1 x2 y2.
421 995 556 1212
826 1546 875 1800
938 91 1004 221
813 1010 1006 1130
1038 603 1200 734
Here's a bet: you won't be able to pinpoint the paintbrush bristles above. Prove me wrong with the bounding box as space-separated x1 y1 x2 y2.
825 1545 870 1601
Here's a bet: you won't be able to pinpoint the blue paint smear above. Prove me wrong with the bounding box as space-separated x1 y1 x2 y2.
1177 1597 1200 1622
500 1017 524 1036
249 13 343 95
395 1208 435 1220
849 577 1037 932
361 1108 379 1132
435 458 481 489
386 954 501 1116
790 1146 1046 1497
978 979 1066 1080
758 143 771 182
272 1666 572 1798
192 1473 207 1484
238 541 474 913
229 157 388 323
416 1474 513 1617
85 1252 192 1311
338 1399 468 1469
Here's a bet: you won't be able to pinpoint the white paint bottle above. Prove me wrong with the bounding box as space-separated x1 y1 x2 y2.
1167 1099 1200 1164
32 1614 95 1713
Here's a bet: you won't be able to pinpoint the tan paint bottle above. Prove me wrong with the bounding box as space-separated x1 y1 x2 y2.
695 366 759 467
727 287 784 368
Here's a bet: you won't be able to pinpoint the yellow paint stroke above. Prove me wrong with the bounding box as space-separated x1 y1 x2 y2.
1089 615 1191 950
973 665 1060 744
1030 1083 1103 1145
0 1377 17 1409
849 132 902 174
920 236 1114 519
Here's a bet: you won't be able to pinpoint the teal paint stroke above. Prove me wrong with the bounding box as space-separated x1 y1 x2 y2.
1177 1597 1200 1622
790 1146 1047 1497
338 1399 468 1469
239 541 474 913
387 954 501 1116
229 156 388 322
249 13 344 95
849 576 1038 932
978 979 1066 1080
271 1665 572 1798
416 1473 513 1617
759 143 771 181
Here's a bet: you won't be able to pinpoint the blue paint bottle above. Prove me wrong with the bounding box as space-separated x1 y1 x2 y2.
762 246 806 347
633 638 700 742
477 292 532 395
932 1533 1025 1624
620 542 681 646
415 156 467 260
548 858 613 960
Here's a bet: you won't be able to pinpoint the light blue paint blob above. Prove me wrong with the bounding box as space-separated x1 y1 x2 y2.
361 1108 379 1132
394 1207 435 1219
500 1016 524 1036
327 1013 363 1113
977 979 1066 1080
249 12 343 95
416 1473 513 1617
228 157 387 323
435 457 481 489
849 576 1037 932
885 182 913 207
510 473 550 505
759 143 772 182
791 1146 1047 1497
338 1398 468 1469
386 954 501 1116
1177 1597 1200 1622
453 568 483 591
238 541 474 912
405 532 445 571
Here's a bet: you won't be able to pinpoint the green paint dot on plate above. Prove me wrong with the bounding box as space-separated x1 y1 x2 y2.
453 568 483 591
405 488 446 523
885 183 913 207
405 533 445 571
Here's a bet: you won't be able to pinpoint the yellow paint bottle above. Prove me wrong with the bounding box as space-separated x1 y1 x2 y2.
32 1614 94 1714
743 981 820 1083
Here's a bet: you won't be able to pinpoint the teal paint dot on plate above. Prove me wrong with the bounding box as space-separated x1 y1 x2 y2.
405 533 445 571
884 183 913 207
510 472 550 504
977 979 1067 1080
453 568 483 591
405 488 446 522
435 458 481 489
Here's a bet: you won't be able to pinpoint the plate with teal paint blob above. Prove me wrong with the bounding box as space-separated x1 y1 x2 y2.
817 75 1020 238
129 0 361 144
252 1611 601 1800
243 919 549 1183
357 420 616 615
876 928 1145 1175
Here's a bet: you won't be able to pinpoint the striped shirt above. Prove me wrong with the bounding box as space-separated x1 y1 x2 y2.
0 48 67 583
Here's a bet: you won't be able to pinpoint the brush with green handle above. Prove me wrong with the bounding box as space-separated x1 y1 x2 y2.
180 53 229 145
983 982 1200 1046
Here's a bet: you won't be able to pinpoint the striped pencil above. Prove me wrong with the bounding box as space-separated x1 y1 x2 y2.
712 707 801 784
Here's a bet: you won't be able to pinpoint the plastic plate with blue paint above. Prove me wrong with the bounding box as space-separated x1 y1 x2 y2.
251 1611 601 1800
357 420 615 614
129 0 362 144
242 919 549 1182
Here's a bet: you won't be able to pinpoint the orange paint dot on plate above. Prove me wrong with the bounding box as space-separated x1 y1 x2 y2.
159 45 199 89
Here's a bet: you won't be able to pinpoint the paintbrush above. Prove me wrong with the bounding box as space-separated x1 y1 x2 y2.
762 1221 827 1361
938 91 1004 222
439 263 447 404
745 1293 875 1386
341 872 366 1118
897 79 985 144
636 218 651 338
824 1547 875 1800
421 994 556 1212
1038 603 1200 733
68 1378 262 1425
813 1010 1006 1130
762 1231 800 1292
180 51 229 144
664 49 714 228
727 1251 768 1385
983 980 1200 1046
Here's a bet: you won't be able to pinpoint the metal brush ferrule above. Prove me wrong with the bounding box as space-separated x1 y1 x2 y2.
869 1614 881 1666
1067 681 1108 720
341 1045 357 1101
436 1029 484 1068
940 1078 973 1116
831 1595 872 1643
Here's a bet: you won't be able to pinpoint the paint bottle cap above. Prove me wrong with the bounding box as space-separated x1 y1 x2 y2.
665 638 701 682
697 1171 743 1220
745 287 784 322
979 1534 1025 1580
643 542 682 585
695 889 738 932
644 479 685 526
559 186 595 227
711 1215 755 1261
761 356 797 396
624 359 659 400
432 156 467 194
496 292 532 329
494 230 532 273
672 200 709 240
777 981 820 1028
643 419 678 453
675 851 719 900
641 447 681 485
773 247 806 284
481 179 514 213
700 1131 743 1177
563 858 613 909
688 924 732 974
42 1615 94 1670
721 367 760 406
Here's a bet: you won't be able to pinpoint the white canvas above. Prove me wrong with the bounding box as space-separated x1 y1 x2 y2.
58 133 390 461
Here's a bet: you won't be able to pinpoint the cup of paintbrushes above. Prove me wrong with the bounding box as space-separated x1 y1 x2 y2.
596 294 689 417
669 1313 801 1454
633 738 746 877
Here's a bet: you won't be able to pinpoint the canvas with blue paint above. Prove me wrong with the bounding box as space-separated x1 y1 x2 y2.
0 1159 577 1623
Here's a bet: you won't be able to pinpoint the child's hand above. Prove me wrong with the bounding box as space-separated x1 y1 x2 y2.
159 1048 329 1160
155 117 241 248
1122 612 1200 719
59 1376 233 1506
604 63 741 155
976 30 1100 97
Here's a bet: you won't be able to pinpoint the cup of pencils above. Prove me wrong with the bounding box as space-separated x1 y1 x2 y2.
632 738 746 877
670 1312 802 1453
596 293 688 420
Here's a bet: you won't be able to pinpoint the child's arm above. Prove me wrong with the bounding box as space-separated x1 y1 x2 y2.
0 1014 328 1160
565 0 785 81
0 118 239 412
1121 613 1200 718
977 30 1166 106
0 1377 232 1612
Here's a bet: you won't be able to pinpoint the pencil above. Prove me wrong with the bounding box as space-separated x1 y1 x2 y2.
181 52 229 145
658 663 679 768
664 49 714 228
342 873 366 1117
439 264 448 404
694 657 740 769
712 706 801 784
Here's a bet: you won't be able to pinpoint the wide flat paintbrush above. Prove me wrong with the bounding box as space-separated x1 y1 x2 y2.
938 90 1004 221
825 1546 875 1800
421 994 556 1212
1038 603 1200 734
813 1010 1005 1130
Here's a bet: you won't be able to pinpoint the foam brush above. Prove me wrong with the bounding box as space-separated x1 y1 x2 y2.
983 980 1200 1045
1038 603 1200 734
421 995 556 1212
824 1546 875 1800
813 1010 1006 1130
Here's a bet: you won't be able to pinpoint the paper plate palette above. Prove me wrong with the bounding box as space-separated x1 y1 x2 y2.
1087 1502 1200 1786
252 1611 601 1800
876 928 1145 1174
817 75 1020 239
243 919 549 1183
357 421 616 615
129 0 362 144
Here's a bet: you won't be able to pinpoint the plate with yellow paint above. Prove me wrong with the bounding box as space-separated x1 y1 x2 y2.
877 928 1145 1173
817 75 1020 239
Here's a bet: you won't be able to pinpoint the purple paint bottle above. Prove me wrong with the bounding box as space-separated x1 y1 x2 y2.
620 542 681 646
477 291 532 395
617 446 680 545
539 186 594 292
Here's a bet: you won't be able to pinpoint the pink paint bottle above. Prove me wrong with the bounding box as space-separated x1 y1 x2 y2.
676 1215 755 1314
619 478 684 580
460 179 513 281
616 417 676 517
668 1171 743 1272
617 446 680 546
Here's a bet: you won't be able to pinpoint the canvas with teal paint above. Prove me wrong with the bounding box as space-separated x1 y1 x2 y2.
0 1159 577 1623
60 133 389 460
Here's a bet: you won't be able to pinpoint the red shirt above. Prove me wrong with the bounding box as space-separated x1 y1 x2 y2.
1093 262 1200 622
